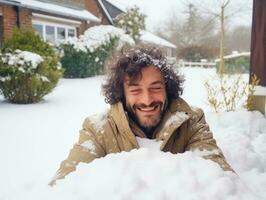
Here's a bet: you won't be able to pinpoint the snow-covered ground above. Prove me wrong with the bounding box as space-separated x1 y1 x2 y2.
0 67 265 200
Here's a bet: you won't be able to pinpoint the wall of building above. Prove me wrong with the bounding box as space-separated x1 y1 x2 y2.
0 0 106 44
85 0 111 26
0 5 31 41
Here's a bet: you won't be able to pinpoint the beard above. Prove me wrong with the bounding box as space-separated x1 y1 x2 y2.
125 100 167 131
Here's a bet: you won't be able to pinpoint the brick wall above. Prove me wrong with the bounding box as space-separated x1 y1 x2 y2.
0 0 110 43
85 0 111 26
2 5 17 40
19 8 32 28
1 5 32 41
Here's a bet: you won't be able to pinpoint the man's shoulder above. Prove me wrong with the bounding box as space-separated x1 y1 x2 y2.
170 98 204 119
82 102 126 133
82 109 111 134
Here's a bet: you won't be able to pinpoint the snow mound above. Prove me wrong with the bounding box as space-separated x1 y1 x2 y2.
47 148 258 200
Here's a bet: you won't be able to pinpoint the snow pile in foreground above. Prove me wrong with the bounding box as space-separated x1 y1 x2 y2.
207 110 266 198
46 139 258 200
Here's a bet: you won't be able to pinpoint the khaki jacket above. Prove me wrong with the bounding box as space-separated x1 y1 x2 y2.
51 98 233 184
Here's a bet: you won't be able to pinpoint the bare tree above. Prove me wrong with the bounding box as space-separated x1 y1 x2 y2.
155 3 215 49
194 0 251 75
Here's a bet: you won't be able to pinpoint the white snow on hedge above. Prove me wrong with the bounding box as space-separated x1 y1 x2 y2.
64 25 135 52
1 49 43 69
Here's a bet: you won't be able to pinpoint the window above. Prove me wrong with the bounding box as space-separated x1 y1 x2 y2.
68 28 75 38
46 25 55 42
33 24 43 37
32 22 77 43
57 27 66 40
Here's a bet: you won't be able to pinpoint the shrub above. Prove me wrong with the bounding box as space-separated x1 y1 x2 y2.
215 52 250 74
114 6 146 42
0 28 63 104
204 73 259 112
60 37 117 78
59 25 134 78
177 45 218 62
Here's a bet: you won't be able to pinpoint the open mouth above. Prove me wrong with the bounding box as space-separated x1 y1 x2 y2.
136 104 160 112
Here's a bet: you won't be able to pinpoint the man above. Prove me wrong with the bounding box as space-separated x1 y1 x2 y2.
49 46 233 186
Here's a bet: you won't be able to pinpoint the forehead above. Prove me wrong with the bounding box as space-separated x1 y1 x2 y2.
124 65 164 85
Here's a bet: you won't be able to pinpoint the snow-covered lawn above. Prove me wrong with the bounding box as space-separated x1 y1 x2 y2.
0 67 265 200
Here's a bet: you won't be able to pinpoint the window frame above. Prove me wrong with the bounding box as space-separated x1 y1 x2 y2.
32 20 77 43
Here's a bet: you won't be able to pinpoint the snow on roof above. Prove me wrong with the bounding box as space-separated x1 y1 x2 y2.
215 52 250 62
16 0 100 22
140 31 176 49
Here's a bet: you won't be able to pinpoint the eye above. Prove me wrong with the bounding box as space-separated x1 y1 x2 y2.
129 89 141 94
150 87 162 92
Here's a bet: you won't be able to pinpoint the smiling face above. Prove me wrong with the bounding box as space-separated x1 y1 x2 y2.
123 65 167 130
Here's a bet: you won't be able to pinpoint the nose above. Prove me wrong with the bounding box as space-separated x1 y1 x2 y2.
141 90 153 106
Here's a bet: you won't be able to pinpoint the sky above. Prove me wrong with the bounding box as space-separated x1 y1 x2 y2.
108 0 253 31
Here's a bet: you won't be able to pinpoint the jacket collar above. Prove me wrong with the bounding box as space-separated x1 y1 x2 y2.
109 103 139 148
110 98 192 149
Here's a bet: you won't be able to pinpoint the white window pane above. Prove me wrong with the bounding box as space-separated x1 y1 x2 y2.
33 24 43 37
68 28 75 38
57 27 65 40
46 25 55 42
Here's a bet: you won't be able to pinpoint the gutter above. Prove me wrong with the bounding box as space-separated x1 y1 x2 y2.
15 5 20 28
0 0 21 6
0 0 100 23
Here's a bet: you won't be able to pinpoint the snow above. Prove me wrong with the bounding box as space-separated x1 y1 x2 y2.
0 67 265 200
215 52 250 62
164 111 189 127
140 30 177 49
136 137 162 149
63 25 134 52
1 50 43 69
16 0 100 22
89 110 108 133
254 86 266 96
80 140 97 155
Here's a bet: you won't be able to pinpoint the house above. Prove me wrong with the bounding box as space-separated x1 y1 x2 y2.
0 0 101 45
86 0 177 59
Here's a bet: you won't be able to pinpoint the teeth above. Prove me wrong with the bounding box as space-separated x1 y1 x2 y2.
139 106 157 111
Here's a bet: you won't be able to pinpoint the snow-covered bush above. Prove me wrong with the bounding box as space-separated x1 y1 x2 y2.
59 25 134 78
114 6 146 42
204 74 259 112
0 28 63 104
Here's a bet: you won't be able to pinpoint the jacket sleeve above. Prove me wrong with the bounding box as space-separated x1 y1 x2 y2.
49 118 106 186
185 108 234 172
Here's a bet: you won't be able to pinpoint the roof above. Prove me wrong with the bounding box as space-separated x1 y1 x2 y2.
97 0 114 24
105 0 127 12
140 31 176 49
215 52 250 62
99 0 176 49
2 0 100 22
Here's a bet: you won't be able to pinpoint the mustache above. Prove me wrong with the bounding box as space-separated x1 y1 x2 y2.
133 101 163 110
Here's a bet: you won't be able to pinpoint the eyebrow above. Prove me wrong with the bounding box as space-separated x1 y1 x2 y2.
150 81 164 86
127 80 164 87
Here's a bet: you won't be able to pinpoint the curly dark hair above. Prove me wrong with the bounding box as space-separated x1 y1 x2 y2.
102 45 184 105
